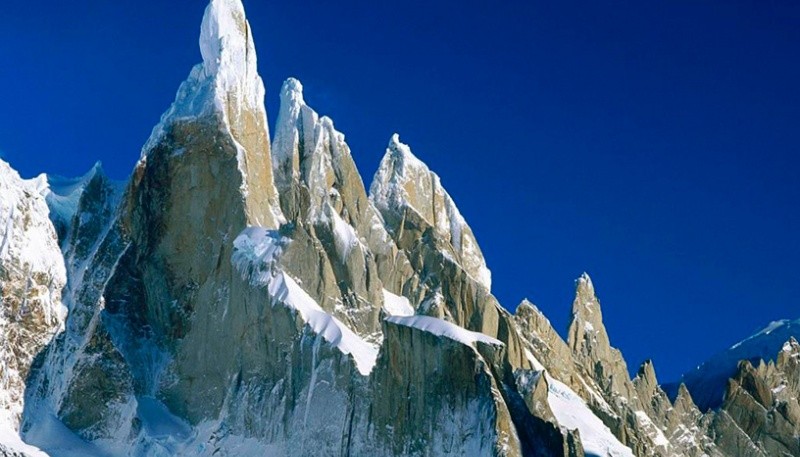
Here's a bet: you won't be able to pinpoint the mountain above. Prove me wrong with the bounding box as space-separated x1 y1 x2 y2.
0 1 798 456
665 319 800 412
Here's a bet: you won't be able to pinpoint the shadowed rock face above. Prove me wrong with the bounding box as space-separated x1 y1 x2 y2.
353 319 520 457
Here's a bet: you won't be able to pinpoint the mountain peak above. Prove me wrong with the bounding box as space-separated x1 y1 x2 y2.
199 0 257 100
385 133 425 171
575 272 596 304
669 317 800 411
370 136 492 290
280 77 305 105
142 0 269 157
636 359 658 383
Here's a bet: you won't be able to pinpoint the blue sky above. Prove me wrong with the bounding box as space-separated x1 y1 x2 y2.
2 0 798 381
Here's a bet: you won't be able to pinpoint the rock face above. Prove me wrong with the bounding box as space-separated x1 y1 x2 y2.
1 1 799 456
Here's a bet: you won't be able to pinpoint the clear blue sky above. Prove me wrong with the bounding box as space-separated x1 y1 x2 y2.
2 0 798 382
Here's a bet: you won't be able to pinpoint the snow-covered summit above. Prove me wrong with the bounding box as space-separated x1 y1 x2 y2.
141 0 267 156
0 161 66 284
139 0 284 229
280 77 305 106
369 134 492 290
43 162 111 239
271 77 320 190
200 0 254 81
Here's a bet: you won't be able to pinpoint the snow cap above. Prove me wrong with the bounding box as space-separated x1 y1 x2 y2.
198 0 263 112
200 0 252 76
281 77 305 106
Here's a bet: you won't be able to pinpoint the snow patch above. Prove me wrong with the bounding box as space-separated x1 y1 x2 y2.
524 348 545 371
634 410 669 448
18 413 104 457
0 425 49 457
381 289 415 317
320 205 360 258
385 315 502 347
547 376 635 457
137 397 192 441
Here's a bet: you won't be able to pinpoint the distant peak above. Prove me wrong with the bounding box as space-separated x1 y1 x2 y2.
389 133 402 148
90 160 104 174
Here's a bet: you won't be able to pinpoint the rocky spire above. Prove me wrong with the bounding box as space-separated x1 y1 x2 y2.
268 77 416 335
271 77 307 193
567 273 612 362
141 0 282 228
369 134 492 290
567 273 633 399
633 360 659 397
778 337 800 363
271 77 353 220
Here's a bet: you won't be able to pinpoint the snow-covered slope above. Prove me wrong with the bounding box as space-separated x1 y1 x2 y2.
547 376 634 457
0 160 67 456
